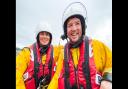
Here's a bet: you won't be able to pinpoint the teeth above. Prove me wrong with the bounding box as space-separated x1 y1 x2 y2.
71 33 77 36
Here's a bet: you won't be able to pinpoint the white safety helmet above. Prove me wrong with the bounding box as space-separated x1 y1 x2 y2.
35 22 52 43
62 2 87 39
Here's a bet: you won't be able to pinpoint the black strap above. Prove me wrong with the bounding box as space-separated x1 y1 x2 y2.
33 43 39 88
64 43 71 89
82 36 92 89
48 45 53 81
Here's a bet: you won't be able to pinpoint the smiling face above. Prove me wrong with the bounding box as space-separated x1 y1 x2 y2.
67 17 82 43
38 31 50 46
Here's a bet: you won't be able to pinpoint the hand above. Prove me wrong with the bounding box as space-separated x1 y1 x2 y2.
100 80 112 89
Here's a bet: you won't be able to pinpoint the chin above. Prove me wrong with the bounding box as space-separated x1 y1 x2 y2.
70 38 79 43
41 42 49 45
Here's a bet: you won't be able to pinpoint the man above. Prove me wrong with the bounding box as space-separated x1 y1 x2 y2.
16 22 61 89
48 2 112 89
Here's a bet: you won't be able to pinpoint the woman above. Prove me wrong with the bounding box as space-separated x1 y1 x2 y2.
16 22 60 89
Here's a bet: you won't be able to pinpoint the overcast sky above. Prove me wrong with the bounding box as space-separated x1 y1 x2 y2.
16 0 112 50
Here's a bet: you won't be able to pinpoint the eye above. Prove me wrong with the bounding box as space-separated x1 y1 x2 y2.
67 23 73 28
76 21 80 25
45 32 50 36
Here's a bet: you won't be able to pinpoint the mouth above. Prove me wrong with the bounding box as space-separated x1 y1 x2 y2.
43 39 48 42
71 32 79 37
40 38 48 42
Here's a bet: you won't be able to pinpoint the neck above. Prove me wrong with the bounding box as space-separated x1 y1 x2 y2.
38 42 50 55
69 35 84 48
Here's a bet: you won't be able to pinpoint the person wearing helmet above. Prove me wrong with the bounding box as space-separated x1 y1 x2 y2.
48 2 112 89
16 22 62 89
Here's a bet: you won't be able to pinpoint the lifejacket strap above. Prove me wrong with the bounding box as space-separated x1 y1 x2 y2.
48 45 53 81
64 43 71 89
33 43 39 88
83 36 92 89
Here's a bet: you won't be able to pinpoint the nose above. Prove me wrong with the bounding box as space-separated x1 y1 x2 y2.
42 34 48 38
72 24 77 31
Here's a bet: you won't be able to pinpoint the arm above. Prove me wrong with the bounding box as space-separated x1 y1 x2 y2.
48 46 64 89
16 48 30 89
100 42 112 89
53 45 64 63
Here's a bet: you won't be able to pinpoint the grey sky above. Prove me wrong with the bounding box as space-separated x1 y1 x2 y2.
16 0 112 50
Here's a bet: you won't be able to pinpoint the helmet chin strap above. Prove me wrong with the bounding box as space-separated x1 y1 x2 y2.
69 35 84 48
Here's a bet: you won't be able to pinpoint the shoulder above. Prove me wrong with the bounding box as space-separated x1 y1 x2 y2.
91 38 112 53
91 38 103 45
53 45 64 52
53 45 64 49
91 39 107 48
17 45 32 57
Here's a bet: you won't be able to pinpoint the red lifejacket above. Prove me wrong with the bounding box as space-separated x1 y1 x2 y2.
23 43 54 89
58 37 102 89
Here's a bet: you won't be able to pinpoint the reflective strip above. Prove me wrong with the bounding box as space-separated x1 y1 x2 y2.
23 72 29 81
95 73 102 85
30 49 34 61
89 41 93 58
88 37 93 58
